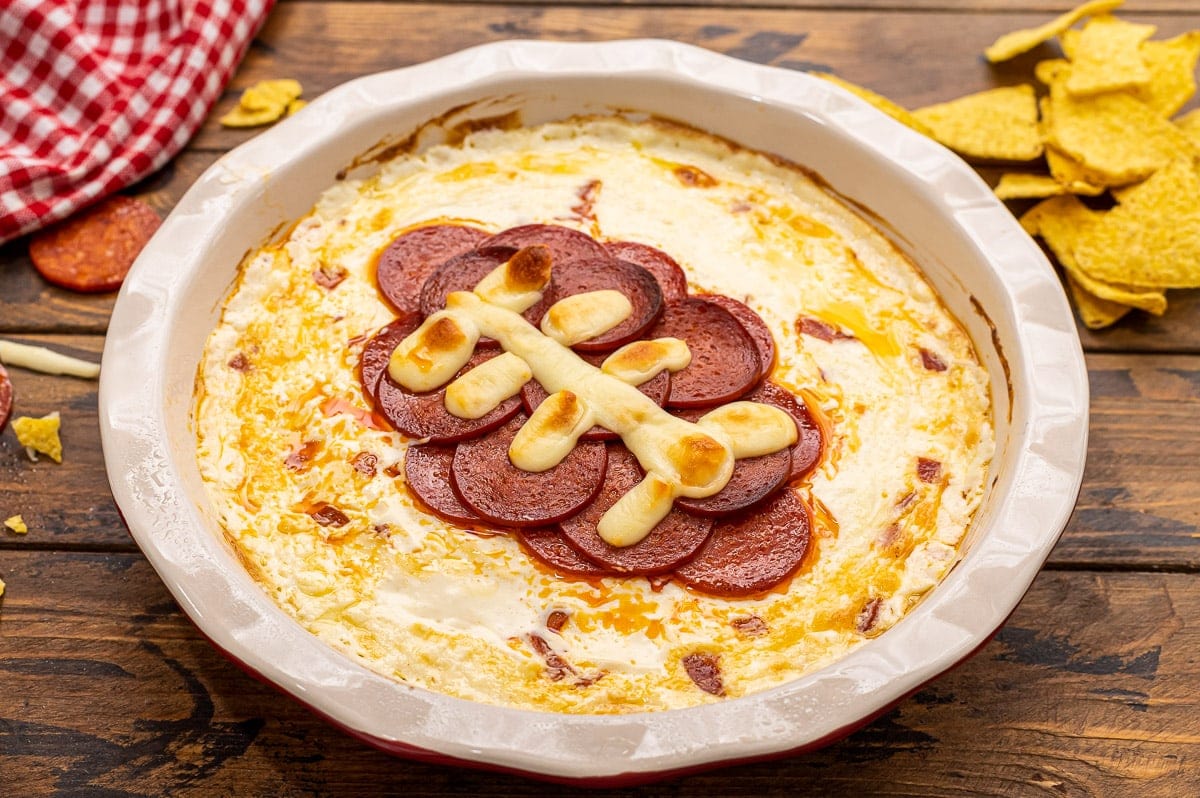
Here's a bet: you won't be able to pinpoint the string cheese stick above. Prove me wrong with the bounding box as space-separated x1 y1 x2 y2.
0 340 101 379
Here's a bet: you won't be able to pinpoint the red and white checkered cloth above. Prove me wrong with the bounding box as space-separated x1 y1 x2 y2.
0 0 275 245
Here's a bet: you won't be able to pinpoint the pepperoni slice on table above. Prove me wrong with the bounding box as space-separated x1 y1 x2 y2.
704 295 776 380
375 350 523 443
28 195 161 293
603 241 689 303
744 381 825 481
403 444 485 526
520 351 670 441
558 445 713 575
358 312 422 402
481 223 610 267
451 415 608 527
650 297 761 408
375 224 488 313
676 447 792 517
674 488 812 597
0 364 12 433
518 527 614 577
545 256 664 352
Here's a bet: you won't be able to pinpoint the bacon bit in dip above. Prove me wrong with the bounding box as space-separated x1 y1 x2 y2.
682 652 725 696
308 503 350 528
731 615 769 638
920 348 948 372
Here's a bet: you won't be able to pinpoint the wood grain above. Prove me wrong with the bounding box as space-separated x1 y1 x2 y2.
1 551 1197 794
192 4 1200 151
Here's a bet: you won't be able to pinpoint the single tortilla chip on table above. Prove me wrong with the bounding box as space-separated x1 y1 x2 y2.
1020 195 1167 317
984 0 1124 63
1062 15 1155 96
220 79 305 128
912 85 1042 161
815 74 935 137
28 195 161 293
1039 59 1196 186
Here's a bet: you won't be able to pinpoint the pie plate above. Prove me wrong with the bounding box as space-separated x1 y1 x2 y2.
99 39 1088 784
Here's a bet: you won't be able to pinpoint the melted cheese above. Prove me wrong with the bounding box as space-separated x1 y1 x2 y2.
194 115 995 715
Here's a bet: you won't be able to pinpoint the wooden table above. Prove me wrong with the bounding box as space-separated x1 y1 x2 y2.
3 0 1199 793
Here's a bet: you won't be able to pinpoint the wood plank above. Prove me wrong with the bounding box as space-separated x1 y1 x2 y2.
196 4 1200 152
281 0 1200 18
3 343 1198 567
1 551 1197 794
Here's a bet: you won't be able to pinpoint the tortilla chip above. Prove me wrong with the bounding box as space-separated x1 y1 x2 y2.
1066 274 1133 328
1137 32 1200 118
1074 158 1200 289
985 0 1125 63
912 85 1042 161
1022 196 1168 314
994 173 1073 200
1175 108 1200 147
1036 96 1108 194
817 74 935 137
1042 62 1195 185
1065 15 1155 96
220 79 305 128
240 79 303 111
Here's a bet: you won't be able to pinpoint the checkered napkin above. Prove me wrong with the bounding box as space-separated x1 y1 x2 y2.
0 0 275 245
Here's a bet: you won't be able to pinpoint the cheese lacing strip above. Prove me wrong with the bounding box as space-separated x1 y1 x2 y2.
388 249 796 546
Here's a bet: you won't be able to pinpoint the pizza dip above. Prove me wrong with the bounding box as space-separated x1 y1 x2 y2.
194 115 995 713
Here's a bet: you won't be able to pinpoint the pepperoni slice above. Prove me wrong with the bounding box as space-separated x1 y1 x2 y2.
451 416 608 527
28 195 161 293
674 488 812 597
375 350 523 443
744 381 824 480
705 295 776 380
0 364 12 433
520 351 669 441
404 444 485 526
375 224 488 313
518 527 613 577
481 224 609 266
603 241 689 303
358 313 422 402
547 256 663 352
676 448 792 517
558 445 713 575
650 298 760 408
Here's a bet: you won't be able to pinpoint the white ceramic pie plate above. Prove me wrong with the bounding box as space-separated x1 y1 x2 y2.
99 39 1088 783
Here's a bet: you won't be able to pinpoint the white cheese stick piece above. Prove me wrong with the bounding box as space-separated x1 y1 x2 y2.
509 390 594 472
697 401 798 458
0 340 100 379
540 290 631 347
444 352 531 419
601 337 690 384
473 245 553 313
597 473 674 546
389 312 480 392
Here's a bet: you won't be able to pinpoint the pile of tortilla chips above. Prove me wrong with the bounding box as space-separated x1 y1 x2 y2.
821 0 1200 328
